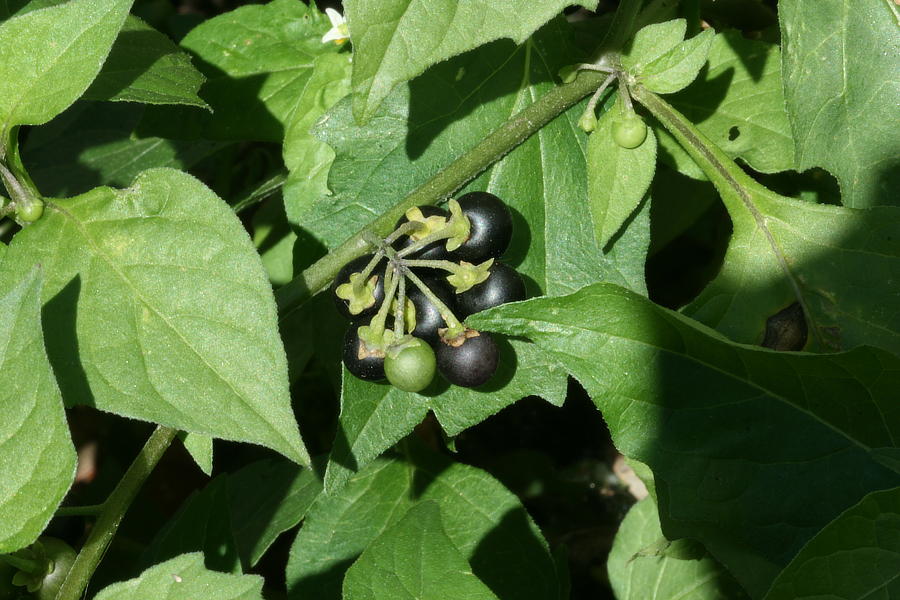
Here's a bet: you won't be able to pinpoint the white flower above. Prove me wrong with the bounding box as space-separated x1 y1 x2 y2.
322 8 350 45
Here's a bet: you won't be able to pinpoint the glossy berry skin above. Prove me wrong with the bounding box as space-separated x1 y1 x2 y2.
385 342 436 392
332 255 387 320
436 329 499 388
449 192 513 263
407 278 457 346
394 205 451 261
342 322 386 381
455 261 526 318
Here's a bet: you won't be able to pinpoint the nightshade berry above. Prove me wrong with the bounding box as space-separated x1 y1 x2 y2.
407 278 457 346
455 261 526 318
611 113 648 149
342 321 386 381
384 341 436 392
436 329 499 388
447 192 513 263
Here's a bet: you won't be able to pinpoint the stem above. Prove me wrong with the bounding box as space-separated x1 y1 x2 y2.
0 553 44 575
274 0 646 318
405 269 465 338
54 505 104 518
57 426 178 600
631 85 825 351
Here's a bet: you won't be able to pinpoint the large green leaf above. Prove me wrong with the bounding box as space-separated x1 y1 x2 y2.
22 102 219 198
93 553 263 600
0 267 76 552
343 501 499 600
0 0 132 131
469 283 900 596
633 87 900 356
665 30 794 176
0 168 308 465
780 0 900 208
138 0 346 143
82 15 207 107
608 498 747 600
343 0 599 124
225 457 324 569
139 476 240 575
765 486 900 600
288 440 559 600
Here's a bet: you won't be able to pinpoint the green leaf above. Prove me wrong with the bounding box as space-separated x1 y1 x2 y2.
640 27 714 94
225 457 324 569
608 498 747 600
252 197 297 287
22 102 220 198
289 439 559 600
780 0 900 208
344 0 599 124
179 432 213 475
141 476 240 574
0 266 76 552
587 94 657 248
82 15 207 107
0 168 309 465
282 51 352 239
765 486 900 600
343 501 499 600
635 87 900 356
621 19 686 75
0 0 132 130
666 30 794 175
470 283 900 593
93 553 263 600
138 0 346 142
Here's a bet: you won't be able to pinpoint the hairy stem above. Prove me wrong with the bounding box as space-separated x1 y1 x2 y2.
57 426 178 600
274 0 645 318
631 85 824 351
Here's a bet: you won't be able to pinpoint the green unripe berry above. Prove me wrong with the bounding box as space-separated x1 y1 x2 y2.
15 198 44 222
611 114 648 149
385 341 436 392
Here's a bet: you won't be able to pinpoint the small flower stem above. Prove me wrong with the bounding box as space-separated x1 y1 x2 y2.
56 426 178 600
404 269 465 339
0 553 45 575
404 258 466 278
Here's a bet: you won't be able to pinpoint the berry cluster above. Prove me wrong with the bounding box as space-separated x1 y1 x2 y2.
332 192 526 392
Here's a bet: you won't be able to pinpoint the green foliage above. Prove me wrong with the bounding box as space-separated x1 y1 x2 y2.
1 0 899 599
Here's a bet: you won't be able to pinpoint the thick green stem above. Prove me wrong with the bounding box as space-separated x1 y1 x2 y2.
274 0 645 318
56 426 178 600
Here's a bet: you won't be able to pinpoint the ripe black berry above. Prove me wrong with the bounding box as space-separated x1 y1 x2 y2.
332 255 388 320
435 329 499 388
342 322 386 381
455 261 526 318
448 192 513 263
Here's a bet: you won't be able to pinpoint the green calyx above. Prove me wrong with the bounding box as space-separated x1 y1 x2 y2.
403 206 448 241
335 271 380 315
442 199 472 252
446 258 493 293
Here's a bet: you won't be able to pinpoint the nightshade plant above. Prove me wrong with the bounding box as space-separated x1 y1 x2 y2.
1 0 899 598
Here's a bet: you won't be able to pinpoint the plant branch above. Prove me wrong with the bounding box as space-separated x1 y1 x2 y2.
56 426 178 600
631 85 825 351
275 0 646 318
